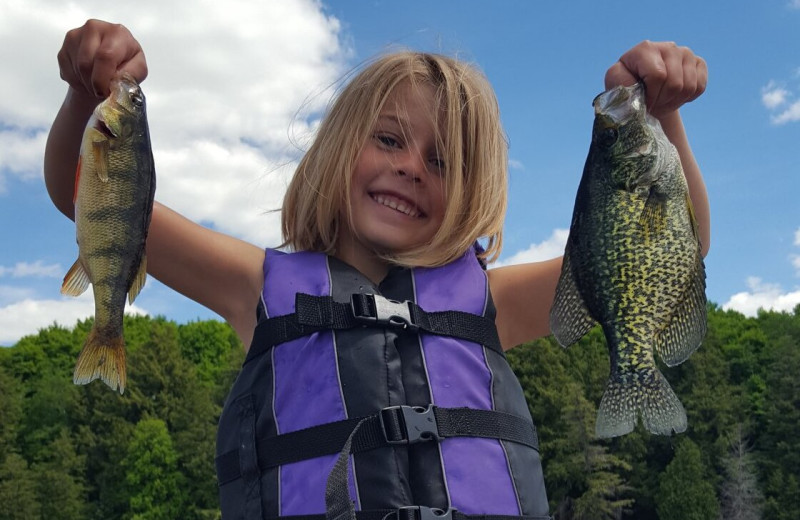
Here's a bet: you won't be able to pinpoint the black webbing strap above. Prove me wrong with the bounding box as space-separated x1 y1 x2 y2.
266 507 552 520
215 405 539 486
322 417 546 520
245 293 503 363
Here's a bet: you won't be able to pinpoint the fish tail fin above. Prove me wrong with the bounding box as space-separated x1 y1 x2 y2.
595 370 686 439
73 328 127 394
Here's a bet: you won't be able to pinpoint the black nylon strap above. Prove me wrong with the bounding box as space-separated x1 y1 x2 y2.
323 419 547 520
266 509 552 520
215 406 539 486
245 293 503 363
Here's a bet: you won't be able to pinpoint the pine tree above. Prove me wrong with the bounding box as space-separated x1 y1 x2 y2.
33 428 88 520
122 417 186 520
656 438 719 520
0 453 41 520
565 389 634 519
719 425 762 520
0 366 22 450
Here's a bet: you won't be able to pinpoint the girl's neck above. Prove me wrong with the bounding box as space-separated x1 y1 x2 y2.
334 238 392 285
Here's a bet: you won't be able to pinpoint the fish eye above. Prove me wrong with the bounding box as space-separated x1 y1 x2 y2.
596 127 618 148
130 90 144 107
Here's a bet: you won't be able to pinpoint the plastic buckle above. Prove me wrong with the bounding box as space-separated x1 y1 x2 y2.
380 405 438 445
396 506 454 520
352 294 417 331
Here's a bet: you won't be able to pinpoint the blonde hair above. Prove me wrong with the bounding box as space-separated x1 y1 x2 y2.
281 51 507 267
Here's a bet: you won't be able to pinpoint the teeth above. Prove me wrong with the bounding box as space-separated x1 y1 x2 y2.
373 194 420 218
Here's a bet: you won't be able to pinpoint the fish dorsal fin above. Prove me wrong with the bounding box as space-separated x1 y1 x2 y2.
61 259 90 297
128 255 147 304
550 250 597 347
654 253 707 366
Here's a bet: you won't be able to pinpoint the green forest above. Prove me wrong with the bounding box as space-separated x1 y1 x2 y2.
1 303 798 519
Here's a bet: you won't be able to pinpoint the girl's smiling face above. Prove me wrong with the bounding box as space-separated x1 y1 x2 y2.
336 81 447 280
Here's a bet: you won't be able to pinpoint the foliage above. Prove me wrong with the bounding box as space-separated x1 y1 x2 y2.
0 304 798 518
655 438 719 520
122 418 184 519
719 425 763 520
0 315 241 519
507 303 800 519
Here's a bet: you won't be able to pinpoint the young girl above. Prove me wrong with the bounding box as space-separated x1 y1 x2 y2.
46 19 709 519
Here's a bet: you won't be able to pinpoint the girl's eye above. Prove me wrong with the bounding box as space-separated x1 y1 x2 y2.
429 157 446 173
376 134 400 148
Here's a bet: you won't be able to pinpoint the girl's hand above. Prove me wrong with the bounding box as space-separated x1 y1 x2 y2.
604 40 707 120
57 19 147 101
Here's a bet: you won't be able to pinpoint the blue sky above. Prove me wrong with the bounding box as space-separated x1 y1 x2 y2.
1 0 799 346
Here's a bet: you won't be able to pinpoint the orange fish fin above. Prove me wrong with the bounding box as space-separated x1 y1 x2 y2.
128 255 147 304
73 156 82 204
61 259 91 297
91 139 110 182
73 329 127 394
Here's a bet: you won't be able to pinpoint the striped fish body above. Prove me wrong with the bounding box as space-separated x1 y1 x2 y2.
61 72 156 394
550 83 706 438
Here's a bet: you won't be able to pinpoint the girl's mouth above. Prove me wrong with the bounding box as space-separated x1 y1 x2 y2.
370 193 424 218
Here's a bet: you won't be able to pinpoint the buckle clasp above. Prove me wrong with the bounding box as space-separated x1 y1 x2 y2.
396 507 454 520
380 405 438 445
352 293 417 330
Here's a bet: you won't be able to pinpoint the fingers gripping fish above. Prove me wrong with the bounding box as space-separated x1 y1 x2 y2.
61 72 156 394
550 83 707 438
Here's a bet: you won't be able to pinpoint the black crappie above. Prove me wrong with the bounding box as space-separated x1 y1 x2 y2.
550 83 706 438
61 72 156 394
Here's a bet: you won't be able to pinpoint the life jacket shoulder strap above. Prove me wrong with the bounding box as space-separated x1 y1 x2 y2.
245 293 504 363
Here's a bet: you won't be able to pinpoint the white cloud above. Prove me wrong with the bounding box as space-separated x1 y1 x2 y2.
0 0 350 246
0 261 62 278
508 159 525 171
0 129 49 192
771 99 800 125
761 82 789 109
492 228 569 267
0 0 350 345
762 81 800 125
0 291 147 346
793 227 800 276
722 277 800 317
790 0 800 9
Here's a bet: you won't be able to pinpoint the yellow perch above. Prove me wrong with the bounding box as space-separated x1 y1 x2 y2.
61 72 156 394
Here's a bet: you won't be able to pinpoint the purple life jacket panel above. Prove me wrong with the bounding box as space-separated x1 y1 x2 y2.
215 248 550 518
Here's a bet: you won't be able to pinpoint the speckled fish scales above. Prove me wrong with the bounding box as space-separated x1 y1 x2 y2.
550 83 707 438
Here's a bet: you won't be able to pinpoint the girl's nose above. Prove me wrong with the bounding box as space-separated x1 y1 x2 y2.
395 150 426 184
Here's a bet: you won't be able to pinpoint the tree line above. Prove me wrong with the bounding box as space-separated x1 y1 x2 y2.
0 303 798 519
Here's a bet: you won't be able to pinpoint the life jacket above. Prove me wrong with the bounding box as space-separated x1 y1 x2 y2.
215 247 551 520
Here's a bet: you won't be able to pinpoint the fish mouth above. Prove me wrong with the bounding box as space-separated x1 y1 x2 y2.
594 83 646 124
